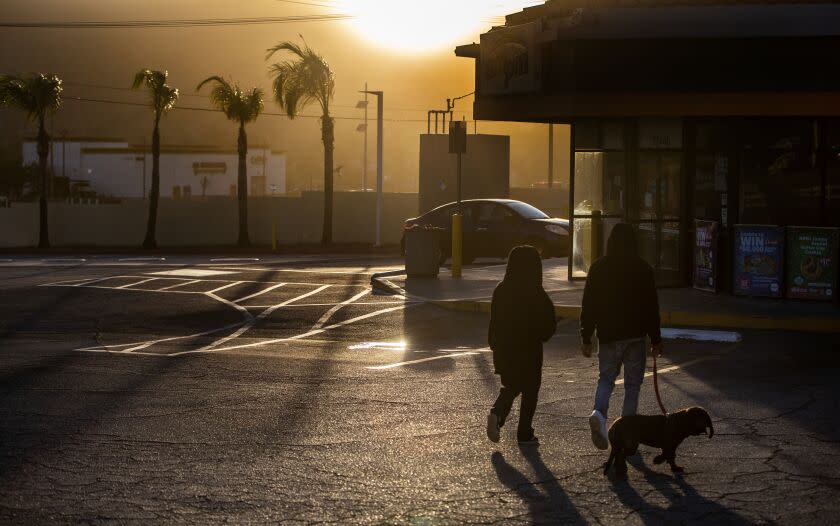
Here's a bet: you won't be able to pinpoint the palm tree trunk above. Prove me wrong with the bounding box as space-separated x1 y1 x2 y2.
143 117 161 249
37 116 50 249
237 122 250 247
321 115 335 245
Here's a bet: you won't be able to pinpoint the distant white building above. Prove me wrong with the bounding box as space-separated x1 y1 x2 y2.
22 139 286 198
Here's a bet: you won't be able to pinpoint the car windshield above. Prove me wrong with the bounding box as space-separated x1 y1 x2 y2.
506 201 549 219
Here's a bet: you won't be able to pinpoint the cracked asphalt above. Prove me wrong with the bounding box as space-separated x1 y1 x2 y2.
0 258 839 524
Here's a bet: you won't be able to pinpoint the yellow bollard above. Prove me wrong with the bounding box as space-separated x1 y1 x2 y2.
451 213 462 278
272 223 278 252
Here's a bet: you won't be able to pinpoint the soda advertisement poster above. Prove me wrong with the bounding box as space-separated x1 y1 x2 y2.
733 225 784 297
693 220 719 292
786 227 839 301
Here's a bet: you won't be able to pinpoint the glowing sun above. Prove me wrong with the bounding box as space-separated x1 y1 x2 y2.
338 1 537 54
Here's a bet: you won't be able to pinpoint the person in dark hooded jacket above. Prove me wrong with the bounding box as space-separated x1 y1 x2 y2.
579 222 663 451
486 245 556 445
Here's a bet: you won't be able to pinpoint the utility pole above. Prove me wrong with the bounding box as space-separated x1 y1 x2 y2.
548 124 554 188
361 89 383 246
356 83 369 191
364 83 368 192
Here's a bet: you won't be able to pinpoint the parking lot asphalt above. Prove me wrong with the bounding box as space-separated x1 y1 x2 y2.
0 257 839 524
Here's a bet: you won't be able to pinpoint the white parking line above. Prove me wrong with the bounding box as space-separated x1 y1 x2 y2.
175 303 409 356
196 285 331 352
311 289 370 331
74 276 118 287
42 258 87 264
118 257 166 262
615 357 715 385
206 281 244 294
232 282 287 304
367 352 480 370
156 279 201 291
210 258 260 262
116 278 158 289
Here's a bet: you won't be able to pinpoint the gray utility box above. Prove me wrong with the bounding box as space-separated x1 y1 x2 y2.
404 227 442 278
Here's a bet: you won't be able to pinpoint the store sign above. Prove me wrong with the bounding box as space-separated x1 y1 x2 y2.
693 220 719 292
733 225 785 297
192 162 226 175
786 227 839 301
480 22 541 95
639 119 683 149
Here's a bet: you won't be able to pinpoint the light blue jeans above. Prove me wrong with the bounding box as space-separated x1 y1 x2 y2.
593 337 646 418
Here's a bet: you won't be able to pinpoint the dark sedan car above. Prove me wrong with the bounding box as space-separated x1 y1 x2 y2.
402 199 570 263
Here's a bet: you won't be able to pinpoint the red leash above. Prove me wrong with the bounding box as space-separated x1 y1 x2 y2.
652 351 668 416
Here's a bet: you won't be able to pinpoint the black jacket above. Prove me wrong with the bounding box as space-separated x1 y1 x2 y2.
488 247 557 376
580 229 662 346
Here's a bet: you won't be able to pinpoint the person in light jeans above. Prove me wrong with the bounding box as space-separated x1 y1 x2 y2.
579 223 663 450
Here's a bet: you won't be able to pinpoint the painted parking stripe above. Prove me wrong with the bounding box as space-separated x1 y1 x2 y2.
74 276 119 287
42 258 87 264
77 321 246 353
367 352 480 370
242 301 410 308
206 281 244 294
615 356 715 385
174 303 409 355
118 257 166 262
311 289 370 331
116 278 158 289
210 257 260 262
232 282 287 304
156 279 201 291
196 285 331 352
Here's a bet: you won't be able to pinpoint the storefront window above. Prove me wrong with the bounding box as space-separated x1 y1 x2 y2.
574 151 625 216
740 148 821 226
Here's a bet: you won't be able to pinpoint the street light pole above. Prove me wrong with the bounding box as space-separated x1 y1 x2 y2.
364 83 368 192
361 89 383 246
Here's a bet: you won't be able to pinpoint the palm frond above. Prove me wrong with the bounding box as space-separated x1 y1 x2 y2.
265 37 333 119
198 75 262 124
1 73 62 120
133 69 178 115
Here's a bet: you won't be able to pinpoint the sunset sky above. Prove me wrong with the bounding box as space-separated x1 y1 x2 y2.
0 0 566 193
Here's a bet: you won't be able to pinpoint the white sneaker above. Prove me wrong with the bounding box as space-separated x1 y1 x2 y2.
486 412 500 443
589 410 608 450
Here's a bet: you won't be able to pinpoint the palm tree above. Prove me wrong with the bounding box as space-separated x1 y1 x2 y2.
0 73 62 248
266 39 335 245
196 76 263 247
132 69 179 249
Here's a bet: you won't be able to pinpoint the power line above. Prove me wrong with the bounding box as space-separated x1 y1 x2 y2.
61 94 472 123
63 81 449 113
275 0 339 7
0 14 350 29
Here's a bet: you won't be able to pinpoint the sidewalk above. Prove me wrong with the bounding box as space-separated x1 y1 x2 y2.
380 259 840 333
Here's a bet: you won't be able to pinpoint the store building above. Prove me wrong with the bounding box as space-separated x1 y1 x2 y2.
456 1 840 292
23 139 286 199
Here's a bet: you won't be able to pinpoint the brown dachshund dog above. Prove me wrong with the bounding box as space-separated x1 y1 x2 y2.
603 407 713 476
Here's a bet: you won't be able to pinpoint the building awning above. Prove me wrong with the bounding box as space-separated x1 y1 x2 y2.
456 1 840 121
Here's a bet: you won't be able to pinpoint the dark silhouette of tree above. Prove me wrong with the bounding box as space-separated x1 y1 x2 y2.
132 69 179 249
196 76 263 247
0 73 62 248
266 38 335 244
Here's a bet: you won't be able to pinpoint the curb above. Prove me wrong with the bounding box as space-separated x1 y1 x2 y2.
429 299 840 334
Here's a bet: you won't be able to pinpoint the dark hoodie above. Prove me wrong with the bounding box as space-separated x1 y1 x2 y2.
488 246 557 376
580 223 661 346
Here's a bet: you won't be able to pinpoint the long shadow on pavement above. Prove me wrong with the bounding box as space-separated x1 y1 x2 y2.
491 449 585 524
605 455 752 525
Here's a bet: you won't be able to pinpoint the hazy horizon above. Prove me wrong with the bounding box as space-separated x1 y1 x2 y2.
0 0 569 193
